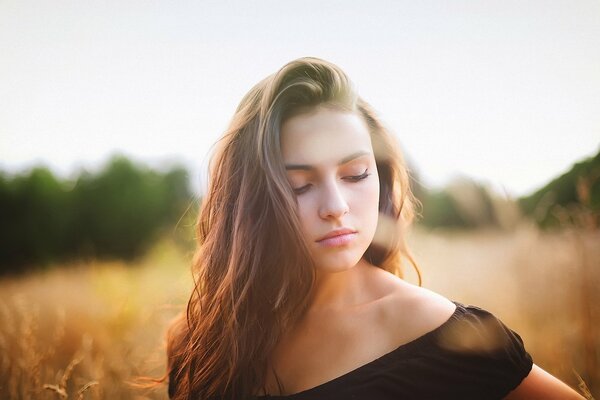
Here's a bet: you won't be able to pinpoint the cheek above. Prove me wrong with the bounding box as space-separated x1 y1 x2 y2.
295 198 315 235
358 179 381 237
369 176 380 205
355 177 380 213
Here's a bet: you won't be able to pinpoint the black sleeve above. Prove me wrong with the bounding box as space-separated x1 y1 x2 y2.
434 303 534 398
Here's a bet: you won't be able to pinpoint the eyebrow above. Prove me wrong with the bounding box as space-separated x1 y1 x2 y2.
285 150 371 171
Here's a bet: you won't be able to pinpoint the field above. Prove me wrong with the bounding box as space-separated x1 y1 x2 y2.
1 223 598 399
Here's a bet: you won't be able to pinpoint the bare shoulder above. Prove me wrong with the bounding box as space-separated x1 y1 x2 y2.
370 268 456 345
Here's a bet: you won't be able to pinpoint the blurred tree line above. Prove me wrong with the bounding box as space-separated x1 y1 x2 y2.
414 177 507 230
519 148 600 230
1 148 598 275
0 155 195 275
414 147 600 232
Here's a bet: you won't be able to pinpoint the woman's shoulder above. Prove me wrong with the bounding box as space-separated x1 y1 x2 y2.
388 287 529 361
371 270 529 359
374 278 534 397
372 272 457 346
384 280 533 376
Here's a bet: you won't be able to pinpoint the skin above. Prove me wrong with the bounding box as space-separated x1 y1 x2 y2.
269 106 584 399
280 105 381 310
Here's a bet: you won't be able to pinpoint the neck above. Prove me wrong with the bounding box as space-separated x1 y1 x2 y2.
307 258 376 314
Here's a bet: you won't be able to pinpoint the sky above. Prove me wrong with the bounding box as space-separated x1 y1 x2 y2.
1 0 599 198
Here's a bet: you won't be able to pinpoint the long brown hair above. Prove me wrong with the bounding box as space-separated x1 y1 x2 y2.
166 57 421 400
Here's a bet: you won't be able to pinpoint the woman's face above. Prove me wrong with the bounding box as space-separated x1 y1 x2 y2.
280 106 380 274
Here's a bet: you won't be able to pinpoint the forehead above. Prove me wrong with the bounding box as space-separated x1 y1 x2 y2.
280 107 373 164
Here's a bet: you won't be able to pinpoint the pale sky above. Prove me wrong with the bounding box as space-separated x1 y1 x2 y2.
1 0 599 197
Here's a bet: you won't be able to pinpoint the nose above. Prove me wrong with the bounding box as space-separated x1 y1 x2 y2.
318 178 350 220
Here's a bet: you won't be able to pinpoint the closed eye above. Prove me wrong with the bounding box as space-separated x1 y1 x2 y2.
293 184 311 195
292 169 370 195
344 169 370 182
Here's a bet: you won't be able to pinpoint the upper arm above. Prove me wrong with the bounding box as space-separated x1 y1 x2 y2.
503 364 585 400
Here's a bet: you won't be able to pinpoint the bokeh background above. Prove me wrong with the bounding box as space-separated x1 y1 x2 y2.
1 1 599 399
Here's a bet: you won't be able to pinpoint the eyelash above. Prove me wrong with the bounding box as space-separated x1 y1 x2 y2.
293 169 370 195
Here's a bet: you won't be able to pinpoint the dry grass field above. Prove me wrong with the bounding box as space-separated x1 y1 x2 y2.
1 223 598 399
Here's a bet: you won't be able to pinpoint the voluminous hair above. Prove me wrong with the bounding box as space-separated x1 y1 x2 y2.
166 57 420 400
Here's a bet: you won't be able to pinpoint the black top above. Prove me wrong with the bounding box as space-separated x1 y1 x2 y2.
254 302 533 400
168 302 533 400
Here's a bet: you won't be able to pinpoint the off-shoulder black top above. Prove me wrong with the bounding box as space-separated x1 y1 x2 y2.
254 302 533 400
168 302 533 400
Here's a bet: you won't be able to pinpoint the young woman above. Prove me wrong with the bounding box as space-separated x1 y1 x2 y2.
165 57 584 399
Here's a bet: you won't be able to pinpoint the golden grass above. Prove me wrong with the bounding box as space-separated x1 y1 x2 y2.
0 240 192 399
0 225 598 399
407 223 599 398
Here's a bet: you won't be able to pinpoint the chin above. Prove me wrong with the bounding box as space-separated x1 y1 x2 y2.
313 249 365 274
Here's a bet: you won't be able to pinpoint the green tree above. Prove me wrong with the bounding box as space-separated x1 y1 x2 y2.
0 155 194 274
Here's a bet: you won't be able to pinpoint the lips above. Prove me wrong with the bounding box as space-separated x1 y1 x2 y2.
316 228 357 242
